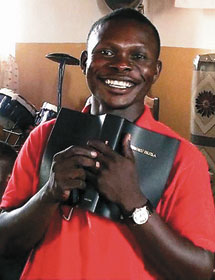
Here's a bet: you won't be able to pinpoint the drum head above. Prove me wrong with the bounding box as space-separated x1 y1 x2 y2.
34 102 57 126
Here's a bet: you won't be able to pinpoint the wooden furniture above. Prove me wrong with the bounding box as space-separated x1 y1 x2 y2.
144 95 160 121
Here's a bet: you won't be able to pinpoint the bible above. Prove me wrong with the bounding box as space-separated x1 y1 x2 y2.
39 108 180 221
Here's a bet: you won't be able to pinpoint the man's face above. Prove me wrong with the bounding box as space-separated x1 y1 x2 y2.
81 18 161 112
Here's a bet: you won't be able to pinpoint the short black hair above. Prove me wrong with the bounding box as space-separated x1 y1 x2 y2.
0 141 17 163
87 8 161 58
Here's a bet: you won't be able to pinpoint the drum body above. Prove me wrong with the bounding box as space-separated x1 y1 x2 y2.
0 88 36 131
35 102 57 126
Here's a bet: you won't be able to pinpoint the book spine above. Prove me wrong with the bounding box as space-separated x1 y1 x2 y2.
99 115 125 152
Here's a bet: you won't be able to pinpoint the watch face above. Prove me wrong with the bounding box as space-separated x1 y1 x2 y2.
132 206 149 225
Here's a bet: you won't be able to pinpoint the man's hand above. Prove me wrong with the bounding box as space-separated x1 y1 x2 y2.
87 134 147 213
45 145 99 204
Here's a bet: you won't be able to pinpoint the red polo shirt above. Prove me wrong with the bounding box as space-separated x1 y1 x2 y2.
1 106 215 280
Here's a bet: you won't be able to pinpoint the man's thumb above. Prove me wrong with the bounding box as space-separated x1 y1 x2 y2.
122 133 134 161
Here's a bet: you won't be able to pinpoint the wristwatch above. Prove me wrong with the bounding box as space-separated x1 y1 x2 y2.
130 200 153 225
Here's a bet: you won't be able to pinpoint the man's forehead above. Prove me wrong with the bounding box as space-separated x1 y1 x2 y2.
88 19 150 44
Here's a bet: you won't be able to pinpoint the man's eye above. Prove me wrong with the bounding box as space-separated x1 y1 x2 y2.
101 50 114 56
132 53 147 60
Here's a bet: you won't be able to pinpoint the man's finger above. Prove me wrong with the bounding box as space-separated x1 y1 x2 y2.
87 139 116 158
122 134 135 161
53 145 98 161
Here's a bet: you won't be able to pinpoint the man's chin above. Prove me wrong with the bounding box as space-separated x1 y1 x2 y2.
104 100 133 110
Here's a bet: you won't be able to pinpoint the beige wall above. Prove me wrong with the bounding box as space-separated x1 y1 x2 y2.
16 43 88 111
152 46 211 139
5 0 215 141
15 42 212 140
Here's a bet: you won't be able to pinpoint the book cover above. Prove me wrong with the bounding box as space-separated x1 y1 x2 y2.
39 108 180 221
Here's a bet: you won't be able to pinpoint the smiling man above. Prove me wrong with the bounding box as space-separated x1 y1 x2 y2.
0 8 215 280
82 13 161 122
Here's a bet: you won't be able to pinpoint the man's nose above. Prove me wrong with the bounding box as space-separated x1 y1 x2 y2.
109 55 132 72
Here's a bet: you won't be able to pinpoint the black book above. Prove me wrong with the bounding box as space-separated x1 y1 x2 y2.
39 108 180 221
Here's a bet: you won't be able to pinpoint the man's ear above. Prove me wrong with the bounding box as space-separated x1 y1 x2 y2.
152 60 162 84
80 50 88 75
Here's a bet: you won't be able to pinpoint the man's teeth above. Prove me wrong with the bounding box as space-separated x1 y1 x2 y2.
105 79 133 89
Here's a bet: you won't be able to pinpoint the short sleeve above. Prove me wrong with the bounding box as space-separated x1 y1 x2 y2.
158 142 215 252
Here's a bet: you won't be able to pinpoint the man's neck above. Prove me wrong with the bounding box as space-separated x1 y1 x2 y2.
91 100 145 123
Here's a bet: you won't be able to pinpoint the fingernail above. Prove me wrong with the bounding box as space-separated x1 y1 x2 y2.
96 161 100 168
62 190 71 200
105 140 109 145
91 151 97 158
